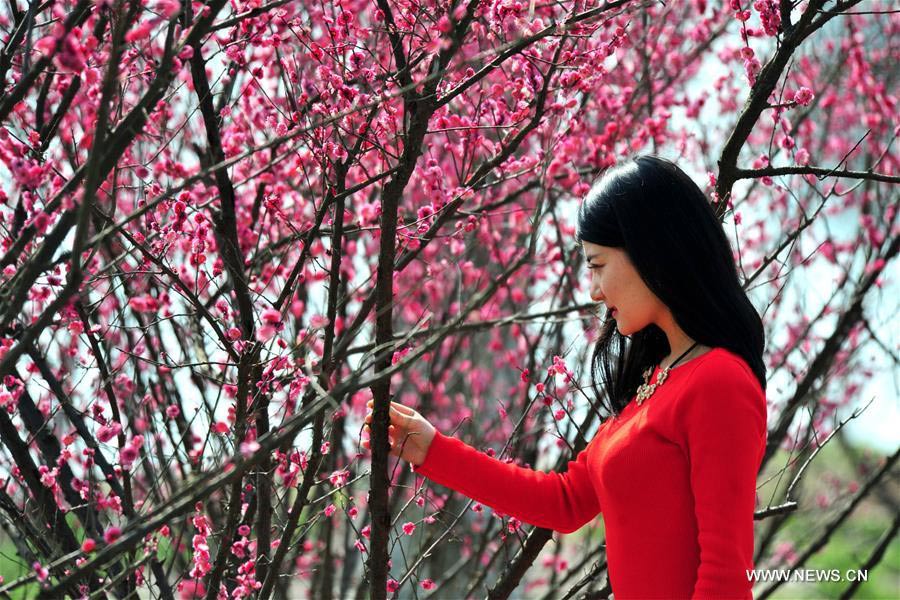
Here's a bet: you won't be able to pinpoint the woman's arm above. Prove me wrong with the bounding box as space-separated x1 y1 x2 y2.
364 400 601 534
679 359 767 599
412 430 601 534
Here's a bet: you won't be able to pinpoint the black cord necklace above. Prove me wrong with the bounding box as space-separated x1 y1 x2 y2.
635 341 701 406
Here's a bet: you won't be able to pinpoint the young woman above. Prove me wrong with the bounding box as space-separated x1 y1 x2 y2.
364 155 768 599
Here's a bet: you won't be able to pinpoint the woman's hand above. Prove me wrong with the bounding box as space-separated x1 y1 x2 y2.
363 400 436 467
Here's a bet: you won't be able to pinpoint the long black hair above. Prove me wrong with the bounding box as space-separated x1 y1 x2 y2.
575 155 766 417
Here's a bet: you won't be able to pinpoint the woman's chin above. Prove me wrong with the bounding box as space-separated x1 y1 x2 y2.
615 319 633 336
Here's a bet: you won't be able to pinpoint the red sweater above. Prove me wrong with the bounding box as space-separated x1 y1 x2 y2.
412 347 767 599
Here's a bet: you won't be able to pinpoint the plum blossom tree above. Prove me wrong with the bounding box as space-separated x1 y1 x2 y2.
0 0 896 598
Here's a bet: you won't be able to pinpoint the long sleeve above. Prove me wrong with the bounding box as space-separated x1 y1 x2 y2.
677 358 767 599
412 430 601 534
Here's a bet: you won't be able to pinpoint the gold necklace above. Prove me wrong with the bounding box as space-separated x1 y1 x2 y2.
635 342 700 405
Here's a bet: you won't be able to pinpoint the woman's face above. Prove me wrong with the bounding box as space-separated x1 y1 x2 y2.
582 241 667 335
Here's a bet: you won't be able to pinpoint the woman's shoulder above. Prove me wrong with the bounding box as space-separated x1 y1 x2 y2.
681 347 764 399
666 348 767 440
689 346 755 377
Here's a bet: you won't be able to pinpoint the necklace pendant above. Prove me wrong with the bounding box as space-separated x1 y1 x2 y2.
634 343 698 406
635 365 668 406
657 368 669 385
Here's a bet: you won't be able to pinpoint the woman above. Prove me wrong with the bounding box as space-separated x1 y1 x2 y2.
364 155 768 599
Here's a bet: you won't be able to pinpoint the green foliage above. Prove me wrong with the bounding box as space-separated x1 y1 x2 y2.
759 441 899 599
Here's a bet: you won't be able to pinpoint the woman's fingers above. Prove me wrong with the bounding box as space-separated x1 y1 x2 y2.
366 400 418 416
364 411 406 428
365 405 411 427
389 405 410 427
362 424 397 443
389 401 416 416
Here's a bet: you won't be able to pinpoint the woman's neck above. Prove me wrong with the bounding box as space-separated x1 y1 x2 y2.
661 343 710 370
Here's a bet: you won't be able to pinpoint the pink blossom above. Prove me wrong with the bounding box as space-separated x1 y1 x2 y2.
257 309 284 341
178 579 206 599
401 521 416 535
328 469 350 487
125 22 153 43
34 24 86 72
155 0 182 19
56 32 86 72
386 579 399 593
772 541 797 564
240 440 261 457
753 0 781 36
256 324 278 342
81 538 96 553
793 87 814 106
392 346 411 365
231 538 248 559
744 57 762 84
261 308 282 324
165 404 180 419
309 314 330 328
120 444 139 468
190 510 212 578
96 422 122 443
324 504 336 517
421 578 436 590
38 465 58 489
33 36 58 59
104 526 122 544
128 295 159 313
